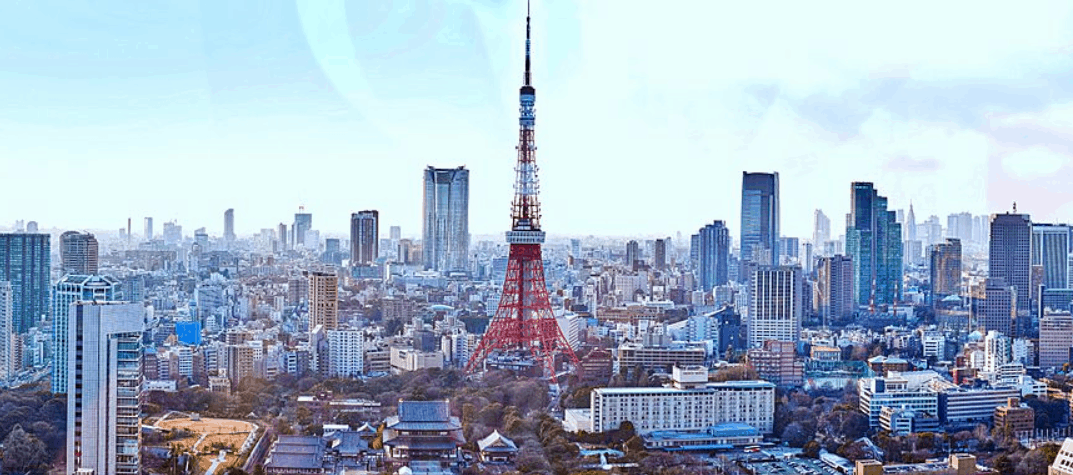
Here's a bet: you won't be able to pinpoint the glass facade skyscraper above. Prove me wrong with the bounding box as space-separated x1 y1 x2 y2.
846 182 903 307
695 221 730 291
422 166 470 273
740 172 779 266
0 233 51 333
294 212 313 248
1031 223 1070 290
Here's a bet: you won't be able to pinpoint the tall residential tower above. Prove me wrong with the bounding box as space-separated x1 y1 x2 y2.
350 210 380 265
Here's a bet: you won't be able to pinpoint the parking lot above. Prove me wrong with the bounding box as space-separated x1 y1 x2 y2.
743 458 841 475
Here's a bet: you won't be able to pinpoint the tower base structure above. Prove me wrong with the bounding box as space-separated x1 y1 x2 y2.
466 243 579 380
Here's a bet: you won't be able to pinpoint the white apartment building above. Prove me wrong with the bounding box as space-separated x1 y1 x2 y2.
67 302 144 475
984 331 1011 373
685 313 719 342
590 369 775 434
748 266 802 348
327 329 364 377
921 331 945 358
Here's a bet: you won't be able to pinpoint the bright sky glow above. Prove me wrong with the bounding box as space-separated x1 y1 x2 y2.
3 1 1073 240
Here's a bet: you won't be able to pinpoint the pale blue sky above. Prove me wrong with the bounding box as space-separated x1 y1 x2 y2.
4 1 1073 240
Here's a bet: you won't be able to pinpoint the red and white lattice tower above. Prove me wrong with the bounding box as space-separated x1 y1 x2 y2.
465 5 579 379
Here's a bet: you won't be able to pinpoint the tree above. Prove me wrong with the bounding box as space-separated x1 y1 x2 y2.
2 424 48 475
782 422 810 447
993 454 1014 475
1016 449 1052 475
802 440 821 458
624 435 646 456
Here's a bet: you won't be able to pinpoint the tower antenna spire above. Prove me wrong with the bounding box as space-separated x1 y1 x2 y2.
524 0 532 86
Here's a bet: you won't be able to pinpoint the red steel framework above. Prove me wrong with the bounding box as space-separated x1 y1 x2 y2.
465 6 579 379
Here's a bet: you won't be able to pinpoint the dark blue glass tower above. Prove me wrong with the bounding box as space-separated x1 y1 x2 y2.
0 233 51 333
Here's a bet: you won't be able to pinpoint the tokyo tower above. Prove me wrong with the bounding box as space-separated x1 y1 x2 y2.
465 4 579 379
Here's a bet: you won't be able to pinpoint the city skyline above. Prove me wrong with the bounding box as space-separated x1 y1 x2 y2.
4 2 1073 238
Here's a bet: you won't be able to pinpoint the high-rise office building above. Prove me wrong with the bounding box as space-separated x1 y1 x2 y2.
1039 312 1073 369
625 240 640 268
294 211 313 248
143 217 153 241
929 238 962 304
846 183 903 307
224 208 236 243
390 226 402 241
980 278 1016 336
990 213 1032 312
162 221 182 245
816 255 854 322
308 270 338 331
654 239 667 270
695 221 730 292
422 166 470 273
51 275 122 394
0 233 50 333
0 282 12 380
350 210 379 265
740 172 779 266
60 231 99 276
1032 223 1070 290
813 210 830 254
278 223 288 251
748 266 803 348
67 301 144 475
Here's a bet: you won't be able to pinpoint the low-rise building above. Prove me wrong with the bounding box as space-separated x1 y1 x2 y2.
616 343 705 371
879 407 940 435
477 430 518 463
994 397 1034 438
930 379 1020 424
389 347 444 373
810 345 841 362
746 340 804 387
382 400 463 472
265 435 326 475
857 454 991 475
643 423 762 451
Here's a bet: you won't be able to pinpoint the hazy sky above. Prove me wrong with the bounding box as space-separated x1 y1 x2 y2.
4 1 1073 240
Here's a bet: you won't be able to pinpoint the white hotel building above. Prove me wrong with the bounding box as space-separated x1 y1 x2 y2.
589 366 775 434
